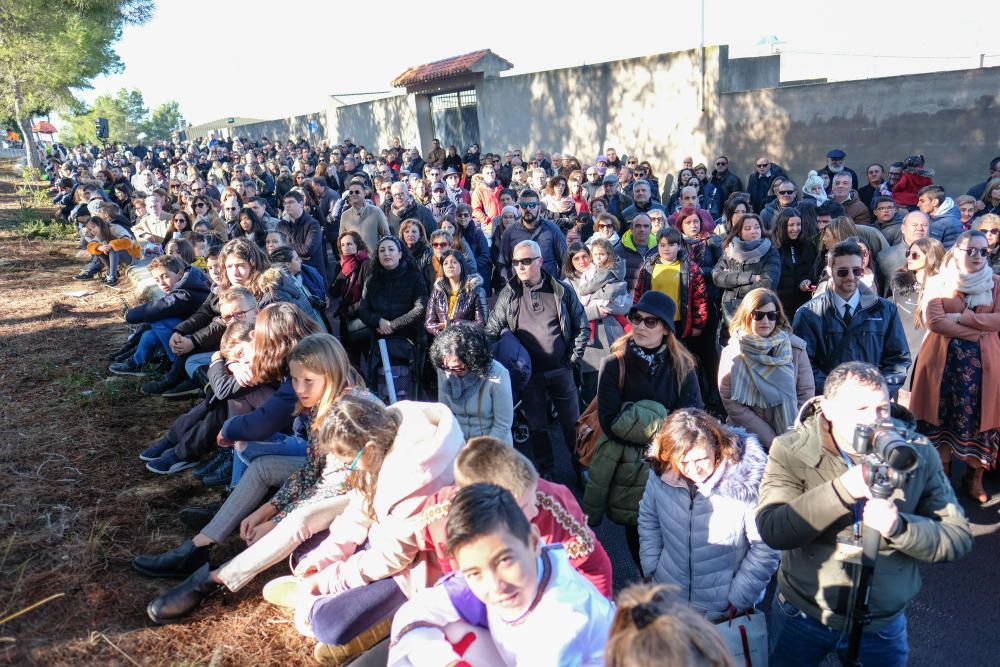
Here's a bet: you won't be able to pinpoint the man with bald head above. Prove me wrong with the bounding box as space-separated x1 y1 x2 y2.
878 211 931 294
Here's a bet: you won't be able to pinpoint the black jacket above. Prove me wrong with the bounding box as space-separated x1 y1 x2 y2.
775 240 818 319
358 257 428 343
485 270 589 366
125 266 211 324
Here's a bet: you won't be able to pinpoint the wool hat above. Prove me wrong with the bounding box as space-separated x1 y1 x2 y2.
603 173 619 184
630 291 677 334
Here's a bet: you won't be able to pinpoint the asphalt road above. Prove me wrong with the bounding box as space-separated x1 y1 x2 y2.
543 425 1000 667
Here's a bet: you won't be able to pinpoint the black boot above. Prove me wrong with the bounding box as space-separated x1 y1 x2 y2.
147 563 220 624
178 502 224 531
132 540 211 578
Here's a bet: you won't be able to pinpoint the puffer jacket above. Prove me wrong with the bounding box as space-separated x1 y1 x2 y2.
638 433 779 614
485 270 589 366
582 399 667 527
424 275 488 336
756 398 972 632
358 257 429 344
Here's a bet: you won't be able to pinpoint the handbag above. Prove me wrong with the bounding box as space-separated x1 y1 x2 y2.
714 609 768 667
575 350 624 467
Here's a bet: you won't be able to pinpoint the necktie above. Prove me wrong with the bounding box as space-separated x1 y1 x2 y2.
843 303 853 325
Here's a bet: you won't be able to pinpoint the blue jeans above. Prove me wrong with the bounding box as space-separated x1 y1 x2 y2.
184 351 214 378
769 593 908 667
231 435 307 487
133 318 182 364
97 248 133 279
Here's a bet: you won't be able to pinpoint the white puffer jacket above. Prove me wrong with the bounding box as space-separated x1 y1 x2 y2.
637 431 779 615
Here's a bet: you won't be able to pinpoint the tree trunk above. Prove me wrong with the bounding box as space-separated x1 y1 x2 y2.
17 116 41 171
10 80 40 170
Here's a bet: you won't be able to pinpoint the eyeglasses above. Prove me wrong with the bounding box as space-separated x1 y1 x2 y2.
875 205 896 212
348 189 363 195
751 310 778 322
834 267 865 278
756 162 769 168
957 247 990 257
431 241 449 249
519 202 539 209
511 257 538 267
627 312 662 328
345 448 365 472
220 307 253 323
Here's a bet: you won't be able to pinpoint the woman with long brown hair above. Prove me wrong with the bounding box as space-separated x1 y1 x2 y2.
582 291 703 566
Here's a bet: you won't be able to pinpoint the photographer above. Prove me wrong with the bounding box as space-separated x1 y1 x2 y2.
756 362 972 667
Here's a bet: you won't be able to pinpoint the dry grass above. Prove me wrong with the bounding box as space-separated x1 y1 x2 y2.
0 160 316 665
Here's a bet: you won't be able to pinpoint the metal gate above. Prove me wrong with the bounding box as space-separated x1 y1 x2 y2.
430 89 480 151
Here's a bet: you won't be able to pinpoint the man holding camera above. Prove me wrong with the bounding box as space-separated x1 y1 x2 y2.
757 362 972 667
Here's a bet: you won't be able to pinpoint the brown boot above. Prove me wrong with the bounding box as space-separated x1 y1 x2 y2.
937 445 952 478
313 617 392 665
963 467 988 504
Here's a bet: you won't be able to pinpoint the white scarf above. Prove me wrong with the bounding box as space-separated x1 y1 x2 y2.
956 261 995 309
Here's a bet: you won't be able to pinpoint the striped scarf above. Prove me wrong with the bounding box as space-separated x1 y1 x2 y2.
730 330 797 434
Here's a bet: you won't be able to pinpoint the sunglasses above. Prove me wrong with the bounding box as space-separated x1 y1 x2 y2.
958 247 990 257
518 202 539 209
628 312 662 328
431 241 449 249
716 161 727 166
511 257 538 267
345 447 365 472
348 189 364 195
756 163 769 168
907 251 923 260
778 190 795 195
752 310 778 322
195 202 208 209
598 223 615 229
835 267 865 278
985 228 1000 235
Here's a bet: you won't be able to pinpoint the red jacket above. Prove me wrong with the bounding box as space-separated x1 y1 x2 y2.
414 479 613 598
633 254 709 338
891 169 933 208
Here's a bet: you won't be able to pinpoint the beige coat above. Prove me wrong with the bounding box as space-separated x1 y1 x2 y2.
718 332 815 449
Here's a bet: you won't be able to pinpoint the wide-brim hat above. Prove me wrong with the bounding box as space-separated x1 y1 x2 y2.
629 291 677 334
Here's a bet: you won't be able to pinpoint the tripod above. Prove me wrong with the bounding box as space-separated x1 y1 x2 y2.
844 466 895 666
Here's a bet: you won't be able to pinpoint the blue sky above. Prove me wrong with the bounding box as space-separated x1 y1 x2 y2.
75 0 997 127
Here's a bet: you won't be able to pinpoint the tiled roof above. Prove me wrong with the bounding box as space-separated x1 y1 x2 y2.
391 50 510 88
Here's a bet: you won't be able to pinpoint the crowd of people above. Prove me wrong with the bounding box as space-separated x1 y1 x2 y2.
43 135 991 665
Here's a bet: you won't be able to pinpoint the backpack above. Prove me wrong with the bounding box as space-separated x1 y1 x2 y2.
575 350 624 467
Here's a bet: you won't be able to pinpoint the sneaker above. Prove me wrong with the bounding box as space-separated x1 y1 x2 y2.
139 438 173 462
146 449 199 475
109 358 155 377
161 377 205 399
201 451 233 487
74 271 97 280
141 376 181 396
191 449 228 479
104 275 119 287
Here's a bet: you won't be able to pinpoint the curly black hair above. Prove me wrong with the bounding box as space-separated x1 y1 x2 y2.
428 321 493 378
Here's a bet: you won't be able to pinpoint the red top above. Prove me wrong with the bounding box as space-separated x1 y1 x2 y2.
414 479 613 598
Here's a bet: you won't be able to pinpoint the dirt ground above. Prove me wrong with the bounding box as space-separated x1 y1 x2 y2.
0 160 315 665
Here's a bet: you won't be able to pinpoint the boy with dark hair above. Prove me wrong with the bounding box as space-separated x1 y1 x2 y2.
108 254 211 377
389 483 614 666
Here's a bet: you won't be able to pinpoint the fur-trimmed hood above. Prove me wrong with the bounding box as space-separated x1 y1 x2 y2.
659 429 767 503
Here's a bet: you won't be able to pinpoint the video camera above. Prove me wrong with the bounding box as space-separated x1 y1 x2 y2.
851 423 920 499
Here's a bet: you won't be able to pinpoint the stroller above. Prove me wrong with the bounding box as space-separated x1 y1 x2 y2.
363 336 422 404
492 331 531 448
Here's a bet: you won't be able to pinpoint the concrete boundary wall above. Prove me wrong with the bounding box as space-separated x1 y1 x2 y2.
218 46 999 197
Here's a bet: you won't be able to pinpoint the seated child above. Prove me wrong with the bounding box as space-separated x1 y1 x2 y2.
165 238 196 266
75 214 139 286
269 245 327 310
416 436 612 598
108 254 211 376
605 583 734 667
389 483 615 667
